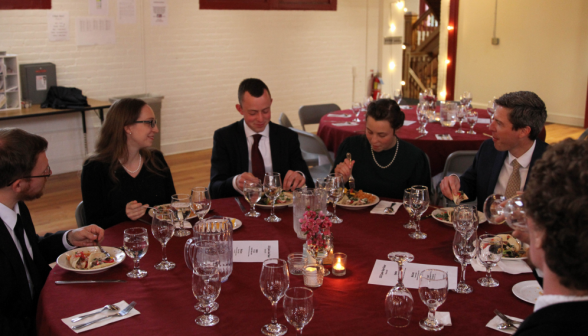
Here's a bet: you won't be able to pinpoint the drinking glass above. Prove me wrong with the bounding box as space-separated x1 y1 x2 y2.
402 188 416 229
394 89 402 105
483 194 506 224
351 102 362 123
151 208 176 271
184 240 220 313
452 230 478 294
260 259 290 336
440 101 457 127
123 227 149 278
190 187 211 224
243 179 262 217
192 266 221 326
461 91 472 108
385 252 415 328
455 105 466 133
503 196 528 231
408 185 429 239
327 173 344 224
466 110 478 134
477 234 503 287
171 194 192 237
283 287 314 336
417 103 428 135
314 178 332 216
418 269 449 331
195 216 234 283
486 100 496 127
264 173 283 223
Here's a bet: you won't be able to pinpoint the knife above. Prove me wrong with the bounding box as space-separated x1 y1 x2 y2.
234 197 248 213
56 280 126 284
72 301 136 330
415 134 426 139
494 309 519 329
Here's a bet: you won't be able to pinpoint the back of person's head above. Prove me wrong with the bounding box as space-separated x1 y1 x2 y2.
0 128 48 188
495 91 547 141
366 98 405 130
238 78 271 105
523 139 588 291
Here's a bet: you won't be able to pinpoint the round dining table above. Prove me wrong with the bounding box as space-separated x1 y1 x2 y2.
38 197 535 335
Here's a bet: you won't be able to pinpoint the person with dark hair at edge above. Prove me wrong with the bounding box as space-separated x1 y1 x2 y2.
332 98 430 199
0 128 105 336
210 78 313 199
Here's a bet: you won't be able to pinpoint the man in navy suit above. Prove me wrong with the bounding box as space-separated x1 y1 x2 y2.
210 78 313 199
440 91 548 208
512 139 588 335
0 128 104 336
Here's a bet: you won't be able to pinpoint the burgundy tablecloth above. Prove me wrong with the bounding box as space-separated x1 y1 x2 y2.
38 197 534 335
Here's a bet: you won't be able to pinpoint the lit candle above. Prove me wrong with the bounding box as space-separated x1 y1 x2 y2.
332 253 347 276
303 265 324 287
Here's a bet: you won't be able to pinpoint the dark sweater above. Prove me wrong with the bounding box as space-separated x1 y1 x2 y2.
332 135 431 199
81 150 176 229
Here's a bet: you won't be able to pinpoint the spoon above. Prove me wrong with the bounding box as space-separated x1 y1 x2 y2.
497 322 517 330
383 202 396 214
71 304 119 323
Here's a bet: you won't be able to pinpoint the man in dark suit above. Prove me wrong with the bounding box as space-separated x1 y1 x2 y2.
210 78 313 199
440 91 548 208
0 128 104 336
512 139 588 335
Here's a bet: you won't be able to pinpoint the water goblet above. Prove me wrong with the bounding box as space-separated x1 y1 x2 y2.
184 240 220 313
385 252 415 328
351 102 362 123
171 194 192 237
418 269 449 331
192 266 221 326
487 100 496 127
408 185 429 239
461 91 472 108
315 177 332 216
243 179 262 217
260 259 290 336
483 194 506 224
264 173 283 223
394 88 402 105
477 234 503 287
151 208 176 271
455 105 466 133
283 287 314 336
327 173 344 224
503 196 528 231
452 230 478 294
190 187 211 223
466 110 478 134
402 188 416 229
123 227 149 278
417 105 428 135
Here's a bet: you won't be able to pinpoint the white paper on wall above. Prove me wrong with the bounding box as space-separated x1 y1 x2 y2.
151 0 168 26
117 0 136 24
48 11 70 42
76 17 116 46
88 0 109 16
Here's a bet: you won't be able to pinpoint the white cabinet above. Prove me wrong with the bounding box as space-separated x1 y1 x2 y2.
0 54 21 111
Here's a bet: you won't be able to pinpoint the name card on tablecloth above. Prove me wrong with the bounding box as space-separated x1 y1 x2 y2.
233 241 278 262
403 120 416 126
368 260 458 290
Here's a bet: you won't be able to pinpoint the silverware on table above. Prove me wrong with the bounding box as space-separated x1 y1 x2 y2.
494 309 519 330
72 301 136 330
234 197 248 213
383 202 396 214
55 280 126 285
95 240 112 261
483 133 493 137
137 218 152 225
346 152 355 191
71 304 120 323
415 134 426 139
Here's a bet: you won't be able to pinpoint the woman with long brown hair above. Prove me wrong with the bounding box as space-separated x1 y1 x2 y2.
81 98 176 229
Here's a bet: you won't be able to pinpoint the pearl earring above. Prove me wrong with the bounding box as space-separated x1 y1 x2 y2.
128 132 131 135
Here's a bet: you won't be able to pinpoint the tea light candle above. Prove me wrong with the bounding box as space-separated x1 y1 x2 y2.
303 264 324 287
332 253 347 276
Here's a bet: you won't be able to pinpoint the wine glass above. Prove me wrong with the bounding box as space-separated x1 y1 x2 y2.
351 102 362 123
185 240 221 313
486 100 496 127
402 188 416 229
192 266 221 326
260 258 290 336
151 208 176 271
123 227 149 278
477 234 503 287
363 96 372 113
394 88 402 105
408 185 429 239
315 177 332 216
483 194 506 224
452 230 478 294
327 173 344 224
283 287 314 336
263 173 283 223
461 91 472 108
466 110 478 134
171 194 192 237
243 179 262 217
385 252 415 328
418 269 449 331
190 187 211 223
455 105 466 134
503 195 528 231
417 104 428 135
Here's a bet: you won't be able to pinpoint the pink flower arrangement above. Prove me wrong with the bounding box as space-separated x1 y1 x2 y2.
300 210 332 252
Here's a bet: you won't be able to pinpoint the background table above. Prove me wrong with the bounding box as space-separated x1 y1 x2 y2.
38 197 535 335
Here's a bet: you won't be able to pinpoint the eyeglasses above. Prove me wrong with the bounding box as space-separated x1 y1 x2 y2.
134 119 158 128
7 166 52 186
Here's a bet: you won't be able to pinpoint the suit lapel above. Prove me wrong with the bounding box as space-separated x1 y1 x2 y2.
525 141 546 187
0 217 34 305
237 120 249 173
488 150 508 197
268 122 281 173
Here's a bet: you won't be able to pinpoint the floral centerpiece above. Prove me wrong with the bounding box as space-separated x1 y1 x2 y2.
300 210 332 259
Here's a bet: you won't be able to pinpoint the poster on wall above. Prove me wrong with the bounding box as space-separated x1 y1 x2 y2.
117 0 136 24
48 11 70 42
151 0 168 26
88 0 109 16
76 17 116 46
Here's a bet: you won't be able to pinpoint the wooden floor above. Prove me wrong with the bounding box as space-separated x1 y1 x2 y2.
29 124 585 235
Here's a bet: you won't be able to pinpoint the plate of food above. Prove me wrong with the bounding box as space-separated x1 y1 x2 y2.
336 190 380 210
497 234 528 260
148 204 198 220
432 207 487 225
229 217 243 230
256 191 293 208
57 246 125 274
512 280 542 304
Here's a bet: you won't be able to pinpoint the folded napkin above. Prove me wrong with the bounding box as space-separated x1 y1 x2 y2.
403 120 416 126
63 300 140 333
471 258 532 275
399 105 412 109
435 134 453 140
327 113 352 118
478 118 491 124
176 221 192 229
486 314 524 334
332 122 359 127
370 201 402 215
436 311 452 326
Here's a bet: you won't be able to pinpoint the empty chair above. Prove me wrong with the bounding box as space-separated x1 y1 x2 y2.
279 113 319 167
579 128 588 140
289 128 334 181
75 201 87 228
278 112 293 128
434 151 477 207
298 103 341 131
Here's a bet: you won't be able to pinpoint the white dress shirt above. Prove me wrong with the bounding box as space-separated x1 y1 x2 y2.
232 123 274 192
493 140 536 195
534 294 588 312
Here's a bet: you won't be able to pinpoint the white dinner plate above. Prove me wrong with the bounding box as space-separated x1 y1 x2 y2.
431 207 487 226
502 243 529 260
256 192 293 208
230 218 243 230
148 204 198 220
57 246 125 274
512 280 542 304
336 193 380 210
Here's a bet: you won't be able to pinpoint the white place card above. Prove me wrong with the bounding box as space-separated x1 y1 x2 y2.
478 118 491 124
368 260 458 290
233 241 278 262
403 120 416 126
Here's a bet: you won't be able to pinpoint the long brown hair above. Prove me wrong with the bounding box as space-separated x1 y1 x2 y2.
86 98 166 183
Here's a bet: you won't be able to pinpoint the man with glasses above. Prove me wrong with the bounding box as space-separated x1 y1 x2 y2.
0 128 105 336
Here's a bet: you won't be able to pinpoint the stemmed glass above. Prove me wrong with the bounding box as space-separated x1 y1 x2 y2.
185 240 220 313
263 173 283 223
418 269 449 331
461 91 472 108
452 230 478 294
283 287 314 336
151 208 176 271
123 227 149 278
394 89 402 105
453 205 477 236
192 261 221 326
477 234 503 287
402 188 416 229
483 194 506 224
408 185 429 239
260 259 290 336
455 105 466 134
351 102 362 123
466 110 478 134
416 103 428 135
171 194 192 237
385 252 415 328
315 178 332 216
243 179 262 217
190 187 211 223
327 173 344 224
503 195 528 231
486 100 496 127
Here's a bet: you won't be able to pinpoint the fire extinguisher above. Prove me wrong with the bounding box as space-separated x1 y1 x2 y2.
370 72 383 100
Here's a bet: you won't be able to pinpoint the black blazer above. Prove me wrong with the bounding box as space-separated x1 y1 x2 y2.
210 120 314 199
514 301 588 335
0 202 65 336
459 139 548 209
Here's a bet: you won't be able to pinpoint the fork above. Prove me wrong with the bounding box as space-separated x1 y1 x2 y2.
95 240 112 261
346 153 355 192
494 309 519 329
72 301 136 330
